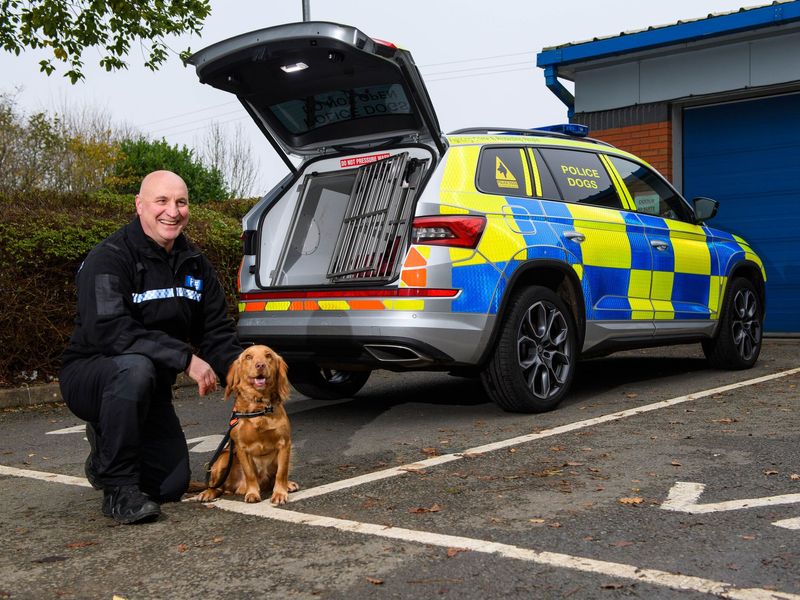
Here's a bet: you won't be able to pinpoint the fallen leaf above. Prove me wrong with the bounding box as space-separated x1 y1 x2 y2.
177 543 189 553
764 470 779 476
529 518 546 524
548 522 562 528
447 547 467 558
212 536 224 544
459 452 483 459
399 465 428 474
113 596 128 600
508 448 517 454
624 392 638 398
421 447 438 456
790 474 800 481
65 540 97 549
549 446 565 452
618 497 644 505
740 534 757 540
409 503 441 514
602 583 624 590
671 460 682 467
712 418 737 424
366 577 384 585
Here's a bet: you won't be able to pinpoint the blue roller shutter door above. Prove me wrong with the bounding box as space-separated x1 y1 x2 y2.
683 93 800 333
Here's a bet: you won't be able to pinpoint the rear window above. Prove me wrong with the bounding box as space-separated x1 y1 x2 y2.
476 147 530 198
269 84 413 135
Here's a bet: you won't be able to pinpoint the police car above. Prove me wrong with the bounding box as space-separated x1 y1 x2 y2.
188 22 766 413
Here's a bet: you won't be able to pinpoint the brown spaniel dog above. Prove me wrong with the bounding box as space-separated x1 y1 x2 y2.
195 345 298 504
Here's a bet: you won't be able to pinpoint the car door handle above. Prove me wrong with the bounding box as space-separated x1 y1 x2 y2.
650 239 669 251
564 231 585 243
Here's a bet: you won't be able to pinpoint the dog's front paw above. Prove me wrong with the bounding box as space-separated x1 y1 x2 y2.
288 481 300 493
270 490 289 505
244 491 262 503
194 488 222 503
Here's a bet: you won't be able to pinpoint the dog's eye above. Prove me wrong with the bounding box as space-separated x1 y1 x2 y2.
244 354 252 361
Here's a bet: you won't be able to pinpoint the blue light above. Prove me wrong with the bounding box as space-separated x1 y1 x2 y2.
535 123 590 137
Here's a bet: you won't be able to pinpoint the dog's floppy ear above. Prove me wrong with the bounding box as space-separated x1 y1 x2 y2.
224 356 242 402
274 354 290 403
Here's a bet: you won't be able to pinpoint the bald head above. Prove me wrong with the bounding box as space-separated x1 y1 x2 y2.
135 170 190 252
139 170 188 198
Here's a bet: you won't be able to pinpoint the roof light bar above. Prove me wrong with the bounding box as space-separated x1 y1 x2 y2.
535 123 589 137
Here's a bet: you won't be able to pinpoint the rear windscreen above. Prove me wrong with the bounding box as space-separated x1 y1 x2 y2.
269 83 412 134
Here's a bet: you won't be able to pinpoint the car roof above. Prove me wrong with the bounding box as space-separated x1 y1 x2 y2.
445 131 647 165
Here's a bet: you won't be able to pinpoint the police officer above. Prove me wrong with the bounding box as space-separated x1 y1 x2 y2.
59 170 242 524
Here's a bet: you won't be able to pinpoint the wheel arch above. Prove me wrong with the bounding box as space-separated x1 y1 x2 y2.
479 259 586 366
726 259 766 316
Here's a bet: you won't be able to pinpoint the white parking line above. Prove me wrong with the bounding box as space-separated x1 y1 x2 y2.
289 366 800 503
0 464 92 487
210 500 800 600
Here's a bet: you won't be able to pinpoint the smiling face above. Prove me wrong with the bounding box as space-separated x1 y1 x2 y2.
227 345 290 404
135 170 190 252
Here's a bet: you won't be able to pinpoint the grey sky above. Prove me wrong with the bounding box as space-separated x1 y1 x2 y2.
2 0 749 193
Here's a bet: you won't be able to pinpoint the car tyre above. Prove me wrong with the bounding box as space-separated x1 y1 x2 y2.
481 286 576 413
702 277 762 370
288 364 371 400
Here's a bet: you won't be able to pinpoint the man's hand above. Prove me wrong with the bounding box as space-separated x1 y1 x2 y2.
185 354 218 396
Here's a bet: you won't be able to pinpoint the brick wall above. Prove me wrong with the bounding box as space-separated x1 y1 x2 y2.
591 121 673 182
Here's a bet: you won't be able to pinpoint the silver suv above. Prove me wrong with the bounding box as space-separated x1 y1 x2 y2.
188 22 766 413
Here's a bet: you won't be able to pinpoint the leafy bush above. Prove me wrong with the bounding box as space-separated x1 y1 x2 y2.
0 191 251 386
111 137 228 202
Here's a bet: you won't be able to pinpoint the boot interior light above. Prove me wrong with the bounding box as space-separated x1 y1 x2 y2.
280 62 308 73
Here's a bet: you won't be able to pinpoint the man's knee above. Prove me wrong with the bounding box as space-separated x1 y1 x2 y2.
110 354 158 401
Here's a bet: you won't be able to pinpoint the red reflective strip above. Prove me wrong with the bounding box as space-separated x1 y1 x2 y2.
241 288 458 301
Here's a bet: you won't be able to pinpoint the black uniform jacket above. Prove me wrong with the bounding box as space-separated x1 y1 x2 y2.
62 217 241 383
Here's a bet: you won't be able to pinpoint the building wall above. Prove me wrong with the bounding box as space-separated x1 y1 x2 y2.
571 27 800 113
592 121 672 182
573 102 673 182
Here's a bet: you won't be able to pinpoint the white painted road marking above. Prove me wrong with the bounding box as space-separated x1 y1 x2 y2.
0 464 92 488
662 482 800 514
289 366 800 503
210 500 800 600
186 434 225 453
662 481 800 531
46 425 86 435
773 518 800 531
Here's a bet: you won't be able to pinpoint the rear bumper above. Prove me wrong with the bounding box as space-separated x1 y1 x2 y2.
237 309 496 369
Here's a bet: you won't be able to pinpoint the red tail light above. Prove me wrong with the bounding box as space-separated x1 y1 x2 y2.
411 215 486 248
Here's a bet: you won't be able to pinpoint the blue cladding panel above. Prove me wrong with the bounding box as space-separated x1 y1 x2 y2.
452 263 505 314
683 93 800 332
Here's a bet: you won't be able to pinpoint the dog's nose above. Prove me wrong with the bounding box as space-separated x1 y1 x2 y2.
255 361 266 370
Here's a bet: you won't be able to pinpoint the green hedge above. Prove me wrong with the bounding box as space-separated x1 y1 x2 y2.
0 191 254 386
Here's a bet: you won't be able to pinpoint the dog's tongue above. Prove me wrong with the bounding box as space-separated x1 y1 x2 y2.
252 377 266 388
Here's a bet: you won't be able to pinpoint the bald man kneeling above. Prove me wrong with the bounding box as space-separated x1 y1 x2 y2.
59 171 242 524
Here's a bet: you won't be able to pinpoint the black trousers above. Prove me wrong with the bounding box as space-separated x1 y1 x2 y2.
60 354 190 502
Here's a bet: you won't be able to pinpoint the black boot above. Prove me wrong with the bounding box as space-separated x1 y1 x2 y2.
84 423 103 490
103 485 161 524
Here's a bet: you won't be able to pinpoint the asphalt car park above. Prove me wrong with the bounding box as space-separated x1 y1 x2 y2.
1 340 798 599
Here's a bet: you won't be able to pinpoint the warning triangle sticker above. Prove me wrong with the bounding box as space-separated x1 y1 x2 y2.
495 156 519 189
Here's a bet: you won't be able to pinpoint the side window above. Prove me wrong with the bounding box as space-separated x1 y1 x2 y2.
528 148 560 200
607 156 691 222
476 147 530 198
539 148 623 209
